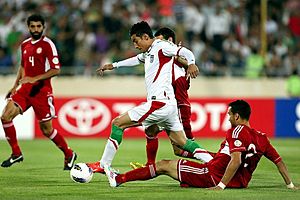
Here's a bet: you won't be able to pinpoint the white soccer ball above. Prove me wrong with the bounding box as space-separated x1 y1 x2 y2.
70 163 93 183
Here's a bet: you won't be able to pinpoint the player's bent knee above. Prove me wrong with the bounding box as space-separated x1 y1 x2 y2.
145 125 160 138
156 159 176 174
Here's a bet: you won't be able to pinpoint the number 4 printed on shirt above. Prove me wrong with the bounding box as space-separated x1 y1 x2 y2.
29 56 34 66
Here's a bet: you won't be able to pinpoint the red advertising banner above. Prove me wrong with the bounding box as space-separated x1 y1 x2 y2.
34 97 275 138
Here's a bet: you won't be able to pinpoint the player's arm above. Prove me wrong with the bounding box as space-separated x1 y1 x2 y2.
275 160 297 189
177 47 199 79
6 65 24 99
96 55 142 76
163 45 199 79
209 151 242 190
19 68 60 84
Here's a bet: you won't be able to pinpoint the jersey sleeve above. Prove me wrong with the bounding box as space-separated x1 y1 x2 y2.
161 41 195 65
113 54 143 68
226 125 247 153
44 38 60 69
263 138 282 164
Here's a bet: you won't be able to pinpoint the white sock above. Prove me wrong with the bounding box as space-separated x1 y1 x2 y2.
193 148 213 163
100 138 119 168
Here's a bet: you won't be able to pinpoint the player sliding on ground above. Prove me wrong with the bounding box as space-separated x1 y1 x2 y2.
104 100 298 190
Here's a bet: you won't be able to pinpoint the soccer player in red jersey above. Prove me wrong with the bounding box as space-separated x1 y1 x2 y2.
0 14 76 170
104 100 297 190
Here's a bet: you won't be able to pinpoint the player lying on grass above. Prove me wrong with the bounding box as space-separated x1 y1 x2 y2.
104 100 298 190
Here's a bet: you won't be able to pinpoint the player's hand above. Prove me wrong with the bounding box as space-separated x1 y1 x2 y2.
19 76 36 84
96 64 114 76
186 64 199 79
207 186 224 190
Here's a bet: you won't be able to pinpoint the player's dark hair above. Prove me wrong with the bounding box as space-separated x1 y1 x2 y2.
154 27 176 43
229 100 251 120
27 14 45 26
130 21 154 38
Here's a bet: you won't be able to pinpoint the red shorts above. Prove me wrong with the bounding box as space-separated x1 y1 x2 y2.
177 159 217 188
11 84 56 121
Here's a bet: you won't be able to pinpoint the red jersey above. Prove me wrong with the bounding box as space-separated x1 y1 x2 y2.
172 60 190 107
21 35 60 90
208 125 282 188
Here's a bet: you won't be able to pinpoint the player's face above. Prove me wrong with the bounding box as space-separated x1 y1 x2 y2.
131 34 150 52
28 21 44 40
228 107 238 127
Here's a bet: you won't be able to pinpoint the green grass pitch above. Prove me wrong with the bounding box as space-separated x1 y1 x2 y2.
0 138 299 200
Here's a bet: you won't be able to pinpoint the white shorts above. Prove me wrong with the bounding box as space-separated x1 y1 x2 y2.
128 100 183 132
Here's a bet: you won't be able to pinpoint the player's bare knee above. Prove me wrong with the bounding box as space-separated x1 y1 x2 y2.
112 117 122 127
1 110 14 122
145 125 160 138
156 160 173 174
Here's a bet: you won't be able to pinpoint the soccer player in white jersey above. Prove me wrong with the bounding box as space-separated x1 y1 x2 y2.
87 21 213 173
0 14 76 170
130 27 215 169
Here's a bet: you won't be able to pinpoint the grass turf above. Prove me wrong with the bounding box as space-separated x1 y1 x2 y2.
0 138 299 200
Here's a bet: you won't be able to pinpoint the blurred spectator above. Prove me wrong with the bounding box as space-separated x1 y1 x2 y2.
0 46 13 74
245 48 265 78
286 69 300 97
0 0 298 78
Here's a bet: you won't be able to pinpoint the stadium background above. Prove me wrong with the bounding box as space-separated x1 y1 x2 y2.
0 0 300 139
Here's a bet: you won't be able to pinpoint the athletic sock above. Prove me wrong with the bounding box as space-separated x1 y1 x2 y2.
182 139 213 162
100 125 123 167
146 136 158 165
182 139 202 152
48 129 72 157
116 164 157 185
1 120 21 155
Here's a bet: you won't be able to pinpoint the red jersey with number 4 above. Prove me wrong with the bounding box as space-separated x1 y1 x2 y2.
210 125 282 188
21 35 60 89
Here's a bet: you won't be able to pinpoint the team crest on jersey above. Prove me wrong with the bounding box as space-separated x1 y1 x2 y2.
36 47 42 54
24 50 27 54
150 55 154 63
52 57 59 64
234 140 242 147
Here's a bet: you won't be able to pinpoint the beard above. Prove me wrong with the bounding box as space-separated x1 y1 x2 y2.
30 31 43 40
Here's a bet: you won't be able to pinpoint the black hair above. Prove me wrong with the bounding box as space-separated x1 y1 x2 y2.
130 21 153 38
154 27 176 43
27 14 45 26
229 100 251 120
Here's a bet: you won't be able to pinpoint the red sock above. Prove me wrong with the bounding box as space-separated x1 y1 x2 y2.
180 150 193 158
48 129 72 157
1 120 21 155
116 164 157 185
146 136 158 165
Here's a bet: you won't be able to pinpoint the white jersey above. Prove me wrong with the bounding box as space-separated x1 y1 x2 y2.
114 39 195 105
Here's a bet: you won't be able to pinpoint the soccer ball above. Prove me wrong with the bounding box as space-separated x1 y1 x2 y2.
70 163 93 183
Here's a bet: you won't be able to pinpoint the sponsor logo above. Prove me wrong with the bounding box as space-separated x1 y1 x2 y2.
58 98 111 135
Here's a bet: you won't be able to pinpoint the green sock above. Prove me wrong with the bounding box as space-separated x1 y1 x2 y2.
110 124 123 145
182 139 203 153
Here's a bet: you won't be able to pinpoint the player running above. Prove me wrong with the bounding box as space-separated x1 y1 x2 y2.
0 14 76 170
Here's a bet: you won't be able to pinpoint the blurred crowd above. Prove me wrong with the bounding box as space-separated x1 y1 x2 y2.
0 0 299 78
